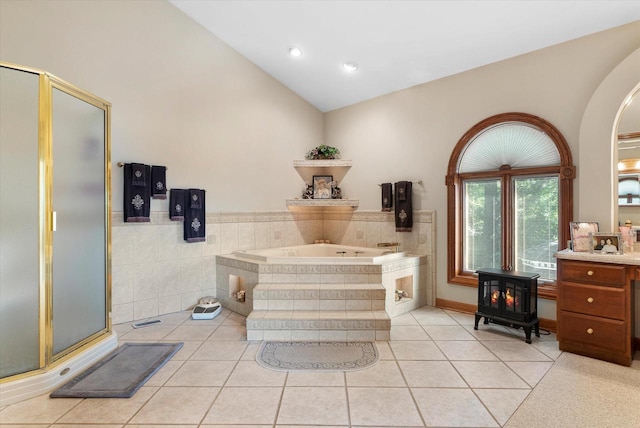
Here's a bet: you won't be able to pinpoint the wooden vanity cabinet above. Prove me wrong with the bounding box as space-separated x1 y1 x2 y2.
557 259 636 366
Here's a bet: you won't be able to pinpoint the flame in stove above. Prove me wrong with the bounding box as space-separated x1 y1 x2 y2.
491 290 499 304
505 289 519 308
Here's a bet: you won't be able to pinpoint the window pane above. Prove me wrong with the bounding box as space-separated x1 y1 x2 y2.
463 179 501 272
514 176 559 280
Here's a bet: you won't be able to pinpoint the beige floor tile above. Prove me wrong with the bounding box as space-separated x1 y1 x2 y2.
128 386 219 424
443 310 476 326
127 425 195 428
189 340 248 360
222 312 247 326
435 340 498 361
389 341 446 360
165 360 236 386
348 387 423 426
162 325 216 341
56 387 157 424
474 388 531 426
452 361 530 389
422 325 476 341
285 371 345 386
124 424 198 428
154 311 192 325
411 312 458 326
202 426 270 428
412 388 498 427
159 340 202 361
209 325 247 340
532 340 562 360
202 387 281 425
241 342 262 360
390 313 419 326
0 425 50 428
398 361 467 387
119 325 176 341
225 360 287 386
52 424 122 428
390 325 430 341
277 387 349 425
462 324 517 341
374 341 395 360
505 361 554 387
482 340 553 361
346 360 406 387
0 394 81 424
144 360 184 386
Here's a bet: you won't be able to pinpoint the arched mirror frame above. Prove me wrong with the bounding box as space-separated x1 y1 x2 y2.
446 112 576 298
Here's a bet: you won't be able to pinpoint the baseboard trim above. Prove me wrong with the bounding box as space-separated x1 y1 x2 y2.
436 298 557 333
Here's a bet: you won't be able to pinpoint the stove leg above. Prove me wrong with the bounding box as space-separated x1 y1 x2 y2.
524 326 532 344
535 322 540 337
474 314 481 330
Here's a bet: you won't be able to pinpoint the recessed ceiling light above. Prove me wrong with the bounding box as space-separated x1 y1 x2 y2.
288 47 303 57
343 62 359 72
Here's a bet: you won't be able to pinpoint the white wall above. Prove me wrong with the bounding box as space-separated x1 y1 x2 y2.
0 0 324 212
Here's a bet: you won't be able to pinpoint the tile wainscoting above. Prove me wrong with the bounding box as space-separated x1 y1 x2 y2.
111 210 435 324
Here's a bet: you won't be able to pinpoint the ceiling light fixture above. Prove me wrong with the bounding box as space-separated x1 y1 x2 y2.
288 47 302 57
343 62 359 72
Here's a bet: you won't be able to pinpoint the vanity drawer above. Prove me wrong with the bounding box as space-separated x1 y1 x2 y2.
558 311 626 353
559 261 626 286
559 282 626 320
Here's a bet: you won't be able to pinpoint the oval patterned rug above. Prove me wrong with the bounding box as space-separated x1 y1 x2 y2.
256 341 379 372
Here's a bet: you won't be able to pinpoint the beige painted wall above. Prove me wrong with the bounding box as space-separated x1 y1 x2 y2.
0 0 324 212
1 0 638 325
324 21 640 319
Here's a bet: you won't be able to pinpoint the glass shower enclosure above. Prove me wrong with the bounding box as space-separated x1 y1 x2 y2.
0 62 112 381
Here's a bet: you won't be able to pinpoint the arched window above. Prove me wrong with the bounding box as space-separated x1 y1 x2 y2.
446 113 575 297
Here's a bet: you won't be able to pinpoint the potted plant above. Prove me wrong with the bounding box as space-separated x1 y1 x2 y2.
305 144 340 160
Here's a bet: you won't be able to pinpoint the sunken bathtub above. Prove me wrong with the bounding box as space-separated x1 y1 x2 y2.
233 243 406 264
215 243 430 324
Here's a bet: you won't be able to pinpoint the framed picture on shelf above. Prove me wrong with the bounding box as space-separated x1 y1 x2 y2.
589 232 623 255
313 175 333 199
570 221 599 252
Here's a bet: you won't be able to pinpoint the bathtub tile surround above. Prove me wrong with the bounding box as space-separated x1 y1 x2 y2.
111 210 435 325
217 245 429 341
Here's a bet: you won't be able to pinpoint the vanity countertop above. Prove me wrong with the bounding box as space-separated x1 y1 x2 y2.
555 248 640 266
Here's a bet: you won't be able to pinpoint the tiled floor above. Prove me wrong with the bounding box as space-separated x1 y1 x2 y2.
0 306 564 427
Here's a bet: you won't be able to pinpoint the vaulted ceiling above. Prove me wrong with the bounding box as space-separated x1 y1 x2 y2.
170 1 640 112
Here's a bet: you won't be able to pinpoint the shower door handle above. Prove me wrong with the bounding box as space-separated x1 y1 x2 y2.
52 211 57 232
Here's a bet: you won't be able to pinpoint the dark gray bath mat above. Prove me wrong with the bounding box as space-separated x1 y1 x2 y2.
50 342 183 398
257 341 378 371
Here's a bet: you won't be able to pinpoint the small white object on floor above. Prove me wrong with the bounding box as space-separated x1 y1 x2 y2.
191 301 222 320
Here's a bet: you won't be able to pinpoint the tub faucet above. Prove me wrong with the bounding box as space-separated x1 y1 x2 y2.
377 242 399 253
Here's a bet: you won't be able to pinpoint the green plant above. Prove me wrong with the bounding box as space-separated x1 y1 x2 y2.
305 144 340 160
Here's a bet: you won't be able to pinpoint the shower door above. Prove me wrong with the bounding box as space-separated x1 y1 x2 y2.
50 83 109 357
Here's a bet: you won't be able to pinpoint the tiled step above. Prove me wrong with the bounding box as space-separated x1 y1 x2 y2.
252 283 386 311
246 309 391 342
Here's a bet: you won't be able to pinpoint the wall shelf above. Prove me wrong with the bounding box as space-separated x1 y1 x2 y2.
286 199 359 209
289 159 358 210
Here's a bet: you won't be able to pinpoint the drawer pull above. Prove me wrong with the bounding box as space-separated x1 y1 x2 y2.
587 297 594 303
587 270 594 276
587 328 594 334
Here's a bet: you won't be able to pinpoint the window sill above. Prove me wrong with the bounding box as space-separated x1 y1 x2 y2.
449 272 557 300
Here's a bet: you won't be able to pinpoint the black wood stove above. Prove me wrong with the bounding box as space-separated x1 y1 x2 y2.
474 268 540 343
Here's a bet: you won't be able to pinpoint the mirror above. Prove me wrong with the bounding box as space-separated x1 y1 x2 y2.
616 86 640 226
